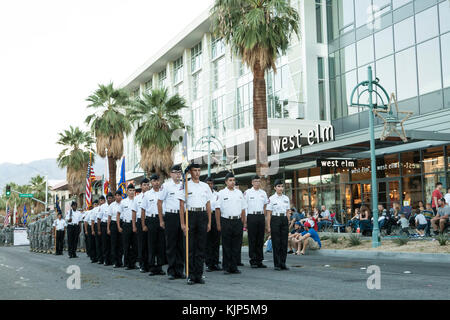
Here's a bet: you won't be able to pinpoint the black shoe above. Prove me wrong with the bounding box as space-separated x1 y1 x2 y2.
113 264 121 268
206 266 216 272
125 266 133 270
196 278 205 284
176 274 186 279
250 265 258 269
139 268 147 273
288 250 294 254
274 267 282 271
187 278 196 285
237 263 244 267
232 269 241 274
257 264 267 268
214 264 223 271
224 270 232 275
168 275 177 280
281 265 289 270
91 260 98 263
73 255 79 258
98 261 103 264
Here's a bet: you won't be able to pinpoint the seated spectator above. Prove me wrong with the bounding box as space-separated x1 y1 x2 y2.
288 222 302 254
318 205 332 231
422 203 434 236
346 208 360 232
414 209 428 237
289 207 305 229
378 204 389 231
431 198 450 235
300 212 316 230
359 206 373 236
295 222 321 255
397 213 410 236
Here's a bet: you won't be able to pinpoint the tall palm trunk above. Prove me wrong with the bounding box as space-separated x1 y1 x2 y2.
108 156 117 193
253 60 270 193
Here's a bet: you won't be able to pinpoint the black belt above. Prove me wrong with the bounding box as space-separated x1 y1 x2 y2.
146 214 158 218
272 213 286 217
166 209 180 214
248 212 264 215
189 207 206 212
223 216 241 220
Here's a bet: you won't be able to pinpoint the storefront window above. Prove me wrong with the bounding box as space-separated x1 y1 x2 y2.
321 186 336 212
309 168 321 186
400 151 421 176
423 147 445 173
376 154 400 178
402 176 422 208
310 187 318 210
321 167 335 185
350 159 372 181
336 167 350 183
424 173 446 204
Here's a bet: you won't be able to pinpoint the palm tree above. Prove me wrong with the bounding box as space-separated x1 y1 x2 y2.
29 175 49 213
57 126 94 207
127 88 187 179
211 0 299 189
85 83 131 192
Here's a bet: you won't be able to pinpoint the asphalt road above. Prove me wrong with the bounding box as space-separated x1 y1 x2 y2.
0 246 448 300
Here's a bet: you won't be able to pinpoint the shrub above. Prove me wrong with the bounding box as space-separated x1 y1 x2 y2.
393 237 409 246
330 235 339 244
437 234 448 246
348 234 362 246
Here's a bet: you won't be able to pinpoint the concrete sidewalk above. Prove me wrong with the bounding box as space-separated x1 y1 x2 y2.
307 248 450 263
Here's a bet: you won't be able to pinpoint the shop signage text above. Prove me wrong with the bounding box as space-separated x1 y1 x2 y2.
272 124 335 154
317 159 358 168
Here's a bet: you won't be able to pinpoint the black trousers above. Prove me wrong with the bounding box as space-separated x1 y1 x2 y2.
136 219 148 269
56 230 64 254
88 226 97 261
164 212 185 277
110 221 123 266
247 214 265 266
122 222 137 268
145 217 165 272
270 216 288 268
206 214 220 267
100 222 111 264
67 224 79 257
94 224 103 263
221 218 243 272
187 211 208 281
85 226 91 258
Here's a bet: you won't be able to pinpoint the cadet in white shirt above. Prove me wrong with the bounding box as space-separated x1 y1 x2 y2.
134 178 150 272
91 198 103 264
179 163 212 285
205 176 222 272
65 201 82 258
216 172 247 274
244 175 269 268
53 212 67 255
141 174 166 276
108 191 124 268
98 193 114 265
267 179 292 271
82 208 92 260
119 184 138 270
158 165 185 280
86 200 99 263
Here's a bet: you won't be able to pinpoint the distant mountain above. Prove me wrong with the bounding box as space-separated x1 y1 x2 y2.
0 157 106 189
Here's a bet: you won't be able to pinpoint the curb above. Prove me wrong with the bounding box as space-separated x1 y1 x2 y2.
308 249 450 263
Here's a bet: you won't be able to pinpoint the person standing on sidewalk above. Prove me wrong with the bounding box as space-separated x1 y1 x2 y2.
431 182 443 215
244 175 268 269
266 179 291 271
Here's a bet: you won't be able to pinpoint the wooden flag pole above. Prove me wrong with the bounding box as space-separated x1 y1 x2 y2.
185 172 189 279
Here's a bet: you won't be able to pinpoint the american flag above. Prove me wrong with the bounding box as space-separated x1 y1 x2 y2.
85 153 95 209
4 205 10 227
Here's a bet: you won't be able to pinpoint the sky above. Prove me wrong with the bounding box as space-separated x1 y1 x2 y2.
0 0 213 165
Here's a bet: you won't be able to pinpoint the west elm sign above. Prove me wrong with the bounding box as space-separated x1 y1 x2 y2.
317 159 358 168
272 124 335 154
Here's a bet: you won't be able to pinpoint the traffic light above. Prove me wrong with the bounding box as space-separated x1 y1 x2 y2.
5 185 11 198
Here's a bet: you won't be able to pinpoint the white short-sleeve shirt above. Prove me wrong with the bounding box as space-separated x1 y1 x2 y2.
216 188 247 218
178 180 212 210
108 201 121 222
98 203 110 222
142 189 161 216
244 187 268 214
53 218 67 231
267 194 290 215
159 180 183 212
65 210 82 225
119 198 136 223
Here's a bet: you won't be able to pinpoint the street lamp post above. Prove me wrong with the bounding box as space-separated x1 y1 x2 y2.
193 126 225 178
350 66 390 248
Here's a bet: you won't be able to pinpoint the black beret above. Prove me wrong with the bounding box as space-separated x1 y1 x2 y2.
115 190 123 196
106 192 114 198
150 174 159 181
171 165 182 172
188 163 201 170
71 201 77 206
225 172 235 181
99 195 105 200
251 175 261 180
273 179 284 187
93 199 99 204
127 183 135 190
136 188 142 193
141 178 150 184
